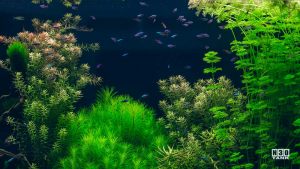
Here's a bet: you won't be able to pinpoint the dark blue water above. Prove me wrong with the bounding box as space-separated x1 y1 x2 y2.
0 0 240 114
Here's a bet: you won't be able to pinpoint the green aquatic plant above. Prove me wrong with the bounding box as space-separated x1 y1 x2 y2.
0 14 100 169
6 41 29 73
57 88 167 169
203 51 222 79
157 76 248 169
189 0 300 168
32 0 81 7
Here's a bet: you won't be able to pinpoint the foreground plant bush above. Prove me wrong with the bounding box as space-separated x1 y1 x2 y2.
189 0 300 168
57 88 167 169
0 14 100 169
158 76 249 169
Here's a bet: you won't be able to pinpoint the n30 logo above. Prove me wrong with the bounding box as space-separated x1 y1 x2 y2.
272 149 290 160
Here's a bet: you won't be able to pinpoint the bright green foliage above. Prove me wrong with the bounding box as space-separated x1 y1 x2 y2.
6 41 29 73
31 0 81 7
158 76 247 169
203 51 222 79
189 0 300 168
0 14 100 169
57 88 167 169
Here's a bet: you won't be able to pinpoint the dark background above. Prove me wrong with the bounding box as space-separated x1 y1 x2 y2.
0 0 240 120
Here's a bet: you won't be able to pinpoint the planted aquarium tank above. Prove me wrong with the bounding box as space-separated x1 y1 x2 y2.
0 0 299 169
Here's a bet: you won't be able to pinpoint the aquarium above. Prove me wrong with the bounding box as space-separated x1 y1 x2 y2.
0 0 299 169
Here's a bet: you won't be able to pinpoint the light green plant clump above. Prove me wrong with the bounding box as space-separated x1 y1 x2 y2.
157 76 249 169
189 0 300 168
57 88 167 169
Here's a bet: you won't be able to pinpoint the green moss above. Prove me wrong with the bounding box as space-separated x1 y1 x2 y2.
6 41 29 73
57 88 167 169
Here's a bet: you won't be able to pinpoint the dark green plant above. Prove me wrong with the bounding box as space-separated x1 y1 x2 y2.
189 0 300 168
57 88 167 169
6 41 29 73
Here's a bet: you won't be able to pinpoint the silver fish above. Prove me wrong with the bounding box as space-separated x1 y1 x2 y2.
13 16 25 21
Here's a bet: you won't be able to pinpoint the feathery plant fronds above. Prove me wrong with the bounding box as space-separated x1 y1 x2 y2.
0 14 101 169
203 51 222 79
57 88 167 169
158 76 248 169
189 0 300 168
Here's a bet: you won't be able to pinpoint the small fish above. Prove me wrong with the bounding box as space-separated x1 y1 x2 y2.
167 44 176 48
177 16 185 20
230 57 238 62
161 22 167 29
134 32 144 37
207 19 213 24
139 1 149 7
218 25 225 29
173 8 178 13
196 33 210 38
137 14 144 18
164 29 171 34
117 39 123 42
184 65 192 69
96 64 102 69
111 37 117 43
133 18 142 22
90 16 96 20
186 21 194 25
76 26 93 32
171 34 177 38
13 16 25 21
121 53 129 57
217 34 222 40
204 45 210 50
223 49 232 54
148 15 157 19
141 94 149 98
167 64 171 69
233 89 240 97
182 23 189 27
201 18 208 22
180 18 187 23
39 4 48 9
71 5 78 10
155 39 163 45
141 35 148 39
156 32 167 36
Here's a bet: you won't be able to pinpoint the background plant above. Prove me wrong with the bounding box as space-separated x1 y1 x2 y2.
0 14 100 169
157 75 249 169
189 0 300 168
31 0 81 7
57 88 167 169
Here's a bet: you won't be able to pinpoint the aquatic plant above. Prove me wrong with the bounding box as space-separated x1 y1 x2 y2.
57 88 167 169
203 51 222 79
32 0 81 7
6 41 29 73
157 76 248 169
0 14 100 169
189 0 300 168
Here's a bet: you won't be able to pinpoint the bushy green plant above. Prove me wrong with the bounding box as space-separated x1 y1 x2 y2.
57 88 167 169
0 14 100 169
6 41 29 73
157 76 248 169
189 0 300 168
